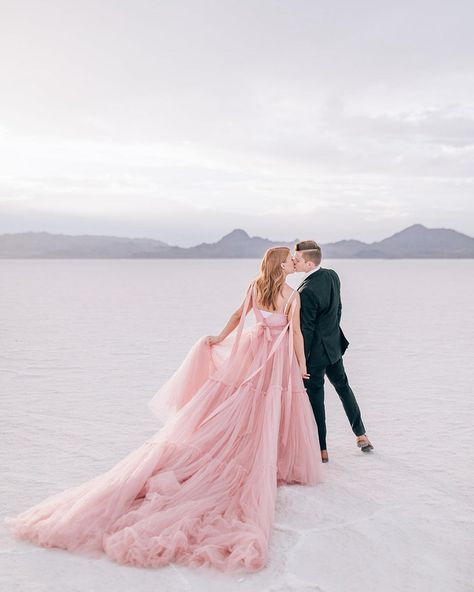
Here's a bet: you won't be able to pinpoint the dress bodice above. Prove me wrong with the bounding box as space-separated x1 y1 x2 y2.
255 310 288 329
254 286 296 324
257 309 280 318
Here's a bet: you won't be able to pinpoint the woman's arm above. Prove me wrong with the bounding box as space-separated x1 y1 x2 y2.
290 292 310 379
207 285 252 346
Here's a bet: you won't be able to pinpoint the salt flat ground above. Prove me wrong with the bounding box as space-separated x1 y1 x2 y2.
1 259 473 592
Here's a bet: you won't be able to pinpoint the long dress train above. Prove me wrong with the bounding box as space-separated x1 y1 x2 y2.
6 285 322 572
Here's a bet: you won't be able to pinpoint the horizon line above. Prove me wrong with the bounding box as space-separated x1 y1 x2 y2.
1 222 473 248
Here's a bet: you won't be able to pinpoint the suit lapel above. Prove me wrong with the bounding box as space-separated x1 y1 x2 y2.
297 267 323 290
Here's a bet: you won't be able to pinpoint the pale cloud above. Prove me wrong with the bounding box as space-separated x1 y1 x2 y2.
0 0 473 244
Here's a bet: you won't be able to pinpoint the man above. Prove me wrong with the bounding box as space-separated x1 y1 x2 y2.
293 240 373 463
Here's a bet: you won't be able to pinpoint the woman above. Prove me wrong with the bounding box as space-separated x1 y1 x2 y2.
6 247 322 572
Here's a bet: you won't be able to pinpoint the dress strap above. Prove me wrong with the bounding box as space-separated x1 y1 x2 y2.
252 284 265 322
253 285 297 318
283 289 297 316
228 282 253 358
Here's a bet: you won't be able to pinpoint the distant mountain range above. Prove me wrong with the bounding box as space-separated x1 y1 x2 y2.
0 224 473 258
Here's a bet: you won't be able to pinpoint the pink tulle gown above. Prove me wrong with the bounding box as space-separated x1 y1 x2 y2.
6 284 322 572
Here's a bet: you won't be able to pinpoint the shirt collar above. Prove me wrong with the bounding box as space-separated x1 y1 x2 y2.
305 264 321 278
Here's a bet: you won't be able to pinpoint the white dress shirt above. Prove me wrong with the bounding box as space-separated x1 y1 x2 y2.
304 264 321 278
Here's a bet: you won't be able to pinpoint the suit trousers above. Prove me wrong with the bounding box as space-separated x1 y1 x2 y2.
303 352 366 451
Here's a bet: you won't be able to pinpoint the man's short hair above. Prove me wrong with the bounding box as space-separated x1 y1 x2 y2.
295 240 322 265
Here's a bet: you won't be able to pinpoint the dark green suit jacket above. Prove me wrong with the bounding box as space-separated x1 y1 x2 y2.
297 267 349 366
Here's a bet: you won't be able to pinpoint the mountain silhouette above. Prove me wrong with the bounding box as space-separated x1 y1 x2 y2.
0 225 473 258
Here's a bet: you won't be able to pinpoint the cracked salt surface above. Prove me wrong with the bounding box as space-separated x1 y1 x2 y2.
1 259 473 592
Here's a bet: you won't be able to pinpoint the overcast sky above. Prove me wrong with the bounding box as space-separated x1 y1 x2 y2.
0 0 473 245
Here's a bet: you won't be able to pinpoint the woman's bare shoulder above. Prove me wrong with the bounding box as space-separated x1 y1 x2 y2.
282 283 298 300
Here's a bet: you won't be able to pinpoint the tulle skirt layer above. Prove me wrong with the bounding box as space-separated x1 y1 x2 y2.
6 316 322 572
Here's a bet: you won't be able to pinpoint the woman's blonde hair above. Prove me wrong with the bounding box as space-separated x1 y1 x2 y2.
254 247 290 310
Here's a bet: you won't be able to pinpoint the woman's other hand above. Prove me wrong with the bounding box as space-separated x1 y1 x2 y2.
300 365 310 380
